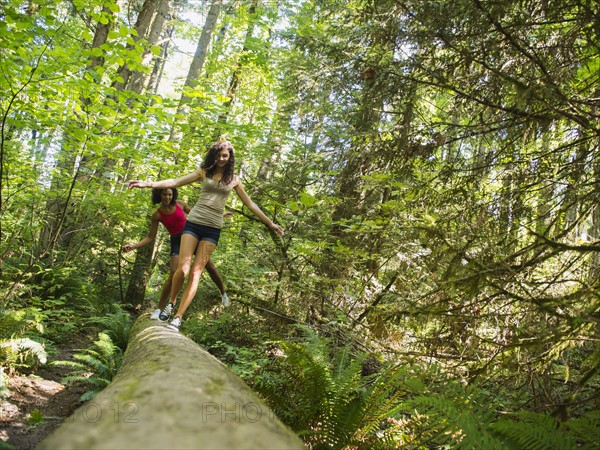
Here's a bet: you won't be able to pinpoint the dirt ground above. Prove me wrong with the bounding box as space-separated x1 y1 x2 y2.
0 339 91 450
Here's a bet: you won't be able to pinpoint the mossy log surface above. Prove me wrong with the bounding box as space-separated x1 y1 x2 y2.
37 316 305 449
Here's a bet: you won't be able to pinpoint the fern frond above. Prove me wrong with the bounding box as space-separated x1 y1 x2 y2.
86 310 131 351
50 360 89 371
72 354 111 373
403 393 507 449
79 390 101 402
52 332 122 400
492 411 577 450
0 338 47 364
565 410 600 447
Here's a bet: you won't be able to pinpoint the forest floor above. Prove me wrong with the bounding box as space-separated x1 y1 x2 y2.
0 334 91 450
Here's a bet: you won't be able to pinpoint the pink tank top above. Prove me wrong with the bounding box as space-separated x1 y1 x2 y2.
157 204 186 235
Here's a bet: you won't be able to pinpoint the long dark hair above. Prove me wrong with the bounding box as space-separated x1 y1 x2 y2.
151 188 178 205
201 140 235 186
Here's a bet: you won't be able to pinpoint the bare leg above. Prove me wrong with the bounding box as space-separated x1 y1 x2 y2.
205 258 225 295
174 240 216 319
168 234 199 305
157 255 178 310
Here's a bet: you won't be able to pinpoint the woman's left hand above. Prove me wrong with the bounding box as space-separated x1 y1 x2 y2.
269 222 284 237
127 180 150 189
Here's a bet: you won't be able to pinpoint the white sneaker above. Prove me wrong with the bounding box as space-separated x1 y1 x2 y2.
150 308 161 320
168 316 181 331
221 292 231 307
159 303 175 321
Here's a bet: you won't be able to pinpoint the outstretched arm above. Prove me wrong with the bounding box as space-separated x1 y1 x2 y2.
128 169 204 190
233 183 283 236
121 213 160 252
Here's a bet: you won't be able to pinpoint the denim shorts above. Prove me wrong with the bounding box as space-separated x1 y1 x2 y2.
182 221 221 245
169 233 182 256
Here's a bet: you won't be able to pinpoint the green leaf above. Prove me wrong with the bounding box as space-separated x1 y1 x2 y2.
28 408 45 425
299 192 316 207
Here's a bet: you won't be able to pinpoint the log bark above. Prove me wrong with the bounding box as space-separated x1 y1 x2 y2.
37 316 305 449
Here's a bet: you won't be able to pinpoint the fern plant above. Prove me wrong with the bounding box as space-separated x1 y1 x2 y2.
253 325 412 449
0 308 47 374
491 410 600 450
86 308 132 351
52 332 123 401
396 381 600 449
399 387 508 449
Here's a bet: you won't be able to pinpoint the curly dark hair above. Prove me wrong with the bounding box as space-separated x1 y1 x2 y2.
201 140 235 186
151 187 178 205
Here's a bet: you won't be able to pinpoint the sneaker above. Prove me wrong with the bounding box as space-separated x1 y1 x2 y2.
221 292 231 307
159 303 175 321
168 316 181 331
150 308 161 320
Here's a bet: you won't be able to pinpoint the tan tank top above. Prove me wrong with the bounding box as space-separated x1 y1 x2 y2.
187 176 237 229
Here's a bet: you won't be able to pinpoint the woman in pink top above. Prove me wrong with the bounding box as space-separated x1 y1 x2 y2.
121 187 230 320
128 140 283 331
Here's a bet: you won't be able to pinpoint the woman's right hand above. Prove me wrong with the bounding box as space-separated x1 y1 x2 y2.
121 244 134 252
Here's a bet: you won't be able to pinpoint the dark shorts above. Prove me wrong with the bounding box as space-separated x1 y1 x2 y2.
169 233 182 256
182 221 221 245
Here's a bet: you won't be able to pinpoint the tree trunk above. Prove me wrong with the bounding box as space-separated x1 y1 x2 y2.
124 242 155 308
127 0 170 93
181 0 222 101
168 0 223 143
213 1 257 140
37 316 304 450
147 24 174 94
112 0 170 93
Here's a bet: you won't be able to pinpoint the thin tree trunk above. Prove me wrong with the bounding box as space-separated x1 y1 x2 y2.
112 0 170 93
213 2 257 140
147 25 174 94
128 0 170 93
168 0 223 143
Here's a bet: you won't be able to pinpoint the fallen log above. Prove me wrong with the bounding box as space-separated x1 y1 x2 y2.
37 316 305 449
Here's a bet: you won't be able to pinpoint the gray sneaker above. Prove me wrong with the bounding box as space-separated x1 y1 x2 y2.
168 316 181 331
150 308 161 320
159 303 175 321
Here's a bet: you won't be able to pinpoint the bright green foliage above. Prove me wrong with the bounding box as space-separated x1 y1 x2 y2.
53 332 123 401
563 411 600 447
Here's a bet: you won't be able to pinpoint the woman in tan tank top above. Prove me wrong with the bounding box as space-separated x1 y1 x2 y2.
121 187 230 320
127 140 283 331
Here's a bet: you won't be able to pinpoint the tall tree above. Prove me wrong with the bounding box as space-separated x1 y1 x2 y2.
112 0 171 93
168 0 223 143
